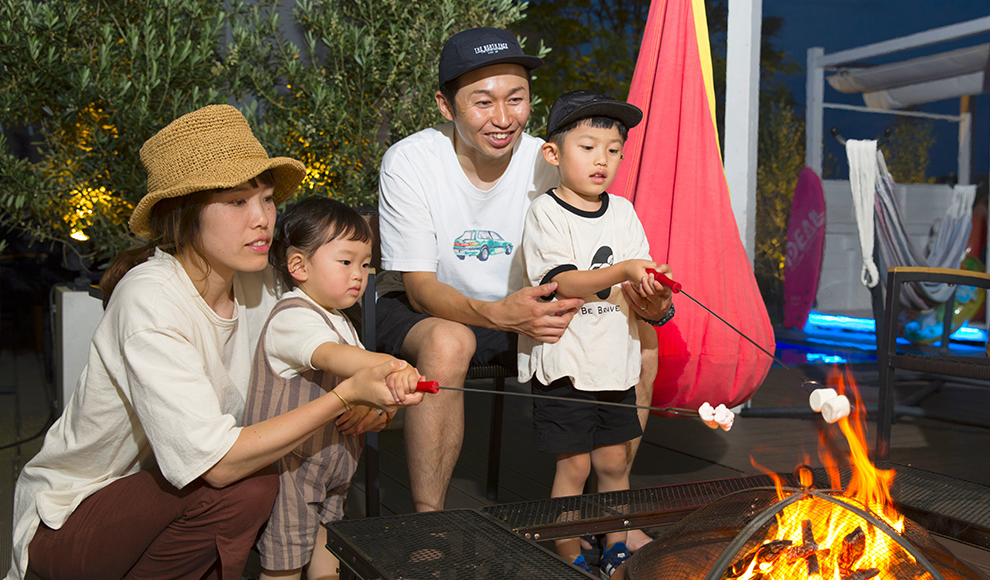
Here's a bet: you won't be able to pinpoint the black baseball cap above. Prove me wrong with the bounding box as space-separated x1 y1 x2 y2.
438 27 543 88
546 90 643 138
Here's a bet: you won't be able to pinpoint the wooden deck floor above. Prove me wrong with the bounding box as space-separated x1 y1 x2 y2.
4 348 990 577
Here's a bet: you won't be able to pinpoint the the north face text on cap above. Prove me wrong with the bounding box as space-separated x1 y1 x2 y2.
474 42 509 55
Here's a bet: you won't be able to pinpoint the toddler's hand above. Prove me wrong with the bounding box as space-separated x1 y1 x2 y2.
385 361 424 404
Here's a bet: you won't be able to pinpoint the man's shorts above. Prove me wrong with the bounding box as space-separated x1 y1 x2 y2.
375 291 516 367
532 377 643 454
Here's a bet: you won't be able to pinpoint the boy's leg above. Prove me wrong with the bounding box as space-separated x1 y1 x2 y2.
533 377 599 564
590 387 643 553
590 442 633 550
626 319 659 551
552 452 592 563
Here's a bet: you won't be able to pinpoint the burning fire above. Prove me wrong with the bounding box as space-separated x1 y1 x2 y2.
730 368 915 580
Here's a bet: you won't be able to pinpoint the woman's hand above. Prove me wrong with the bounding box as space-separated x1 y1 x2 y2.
335 359 425 412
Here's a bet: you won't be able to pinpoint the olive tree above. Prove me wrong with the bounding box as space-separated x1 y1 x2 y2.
0 0 537 268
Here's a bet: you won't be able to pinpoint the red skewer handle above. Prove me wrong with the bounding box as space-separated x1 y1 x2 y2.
645 268 682 294
416 380 440 394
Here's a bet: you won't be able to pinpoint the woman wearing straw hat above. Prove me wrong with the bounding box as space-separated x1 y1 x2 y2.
3 105 421 580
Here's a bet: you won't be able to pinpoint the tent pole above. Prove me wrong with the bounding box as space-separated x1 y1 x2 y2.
958 95 972 186
806 47 825 177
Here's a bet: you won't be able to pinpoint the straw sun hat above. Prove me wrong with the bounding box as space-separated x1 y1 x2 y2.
129 104 306 239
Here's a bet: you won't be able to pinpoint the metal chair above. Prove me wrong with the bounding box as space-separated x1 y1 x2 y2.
875 266 990 460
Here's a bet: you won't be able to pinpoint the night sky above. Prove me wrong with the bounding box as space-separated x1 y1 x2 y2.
762 0 990 180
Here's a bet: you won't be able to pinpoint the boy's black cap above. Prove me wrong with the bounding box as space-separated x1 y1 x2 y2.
438 27 543 88
546 90 643 138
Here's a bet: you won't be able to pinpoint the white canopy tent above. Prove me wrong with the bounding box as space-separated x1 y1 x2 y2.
804 17 990 320
806 16 990 185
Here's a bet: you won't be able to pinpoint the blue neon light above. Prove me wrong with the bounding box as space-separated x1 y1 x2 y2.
805 353 850 364
804 312 987 344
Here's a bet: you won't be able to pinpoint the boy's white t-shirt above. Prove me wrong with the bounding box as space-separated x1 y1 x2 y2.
518 191 652 391
6 250 278 580
377 122 558 301
264 288 362 378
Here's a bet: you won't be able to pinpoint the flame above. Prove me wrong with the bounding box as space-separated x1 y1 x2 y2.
736 367 911 579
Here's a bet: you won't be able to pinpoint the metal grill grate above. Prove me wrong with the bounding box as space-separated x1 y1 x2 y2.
325 509 592 579
482 473 796 539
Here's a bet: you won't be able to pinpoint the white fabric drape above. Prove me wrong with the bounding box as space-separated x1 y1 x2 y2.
845 139 976 310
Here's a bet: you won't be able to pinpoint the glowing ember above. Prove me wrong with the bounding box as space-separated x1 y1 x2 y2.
732 367 918 580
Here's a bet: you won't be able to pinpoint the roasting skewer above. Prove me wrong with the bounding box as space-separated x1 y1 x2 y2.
414 381 701 417
407 270 847 426
644 269 849 423
644 269 821 393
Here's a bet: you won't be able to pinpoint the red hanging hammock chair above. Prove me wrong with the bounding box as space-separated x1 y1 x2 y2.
610 0 775 414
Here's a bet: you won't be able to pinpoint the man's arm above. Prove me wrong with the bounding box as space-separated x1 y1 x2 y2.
403 271 583 343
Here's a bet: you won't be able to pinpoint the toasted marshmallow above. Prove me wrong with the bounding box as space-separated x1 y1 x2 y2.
713 404 734 431
822 395 851 424
809 388 838 412
698 402 719 429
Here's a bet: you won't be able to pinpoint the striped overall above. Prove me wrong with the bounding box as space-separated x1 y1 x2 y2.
244 296 364 570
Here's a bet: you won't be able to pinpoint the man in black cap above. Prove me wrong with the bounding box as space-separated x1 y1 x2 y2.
377 27 577 515
376 29 667 528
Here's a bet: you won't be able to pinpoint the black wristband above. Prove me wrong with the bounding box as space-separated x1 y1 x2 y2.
643 303 675 327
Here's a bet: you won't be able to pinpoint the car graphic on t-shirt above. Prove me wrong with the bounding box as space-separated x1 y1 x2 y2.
453 230 513 261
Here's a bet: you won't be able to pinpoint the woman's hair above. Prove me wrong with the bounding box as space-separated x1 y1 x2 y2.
270 196 373 291
99 171 275 307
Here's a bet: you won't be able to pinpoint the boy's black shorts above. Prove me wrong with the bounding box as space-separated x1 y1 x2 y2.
532 377 642 454
375 291 516 368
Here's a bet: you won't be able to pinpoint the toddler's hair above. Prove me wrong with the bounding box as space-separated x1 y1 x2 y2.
548 116 629 147
270 196 373 290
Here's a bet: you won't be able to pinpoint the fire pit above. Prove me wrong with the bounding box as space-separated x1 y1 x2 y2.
623 368 988 580
622 485 985 579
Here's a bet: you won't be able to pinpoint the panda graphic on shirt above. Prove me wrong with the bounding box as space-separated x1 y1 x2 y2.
590 246 613 300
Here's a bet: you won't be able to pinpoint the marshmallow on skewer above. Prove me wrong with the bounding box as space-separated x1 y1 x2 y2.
809 388 838 412
713 404 735 431
698 402 719 429
821 395 851 424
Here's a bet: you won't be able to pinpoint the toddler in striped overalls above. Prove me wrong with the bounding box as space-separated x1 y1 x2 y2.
245 196 423 580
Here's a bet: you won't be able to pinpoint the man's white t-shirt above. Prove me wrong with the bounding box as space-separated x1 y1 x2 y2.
518 191 652 392
378 122 558 301
5 250 278 580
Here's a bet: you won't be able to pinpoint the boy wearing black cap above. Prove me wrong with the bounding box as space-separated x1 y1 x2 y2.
518 90 674 578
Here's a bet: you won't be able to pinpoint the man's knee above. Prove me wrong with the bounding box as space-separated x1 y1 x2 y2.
404 319 476 372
